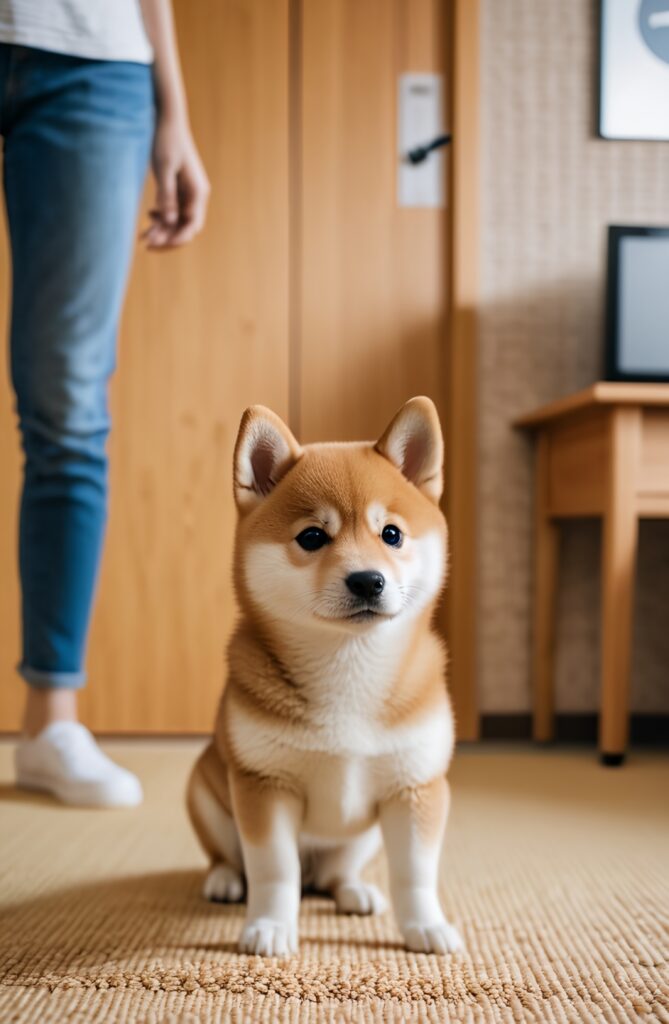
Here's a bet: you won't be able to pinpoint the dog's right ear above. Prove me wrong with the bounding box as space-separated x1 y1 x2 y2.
233 406 302 511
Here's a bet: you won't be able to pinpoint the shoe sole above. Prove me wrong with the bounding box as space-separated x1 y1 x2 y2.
16 770 142 809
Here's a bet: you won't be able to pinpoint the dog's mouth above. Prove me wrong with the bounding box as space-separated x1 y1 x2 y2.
315 606 397 625
345 609 383 622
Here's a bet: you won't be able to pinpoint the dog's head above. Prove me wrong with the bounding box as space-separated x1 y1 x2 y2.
233 398 447 634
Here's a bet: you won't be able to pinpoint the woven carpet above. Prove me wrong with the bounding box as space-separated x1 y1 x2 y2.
0 742 667 1023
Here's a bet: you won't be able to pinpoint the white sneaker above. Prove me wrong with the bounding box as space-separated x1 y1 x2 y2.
15 721 143 808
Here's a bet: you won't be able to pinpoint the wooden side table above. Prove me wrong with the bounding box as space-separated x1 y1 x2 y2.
516 383 669 765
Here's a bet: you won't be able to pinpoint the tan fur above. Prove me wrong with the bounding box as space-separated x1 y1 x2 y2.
390 777 451 847
186 742 232 857
380 620 448 728
229 769 300 847
187 398 458 953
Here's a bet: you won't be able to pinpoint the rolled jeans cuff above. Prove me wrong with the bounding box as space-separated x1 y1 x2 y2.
18 663 86 690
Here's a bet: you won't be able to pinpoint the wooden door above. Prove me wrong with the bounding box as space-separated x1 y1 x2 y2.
0 0 473 735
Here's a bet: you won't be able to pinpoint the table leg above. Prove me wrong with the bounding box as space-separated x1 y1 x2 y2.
533 434 559 742
600 409 640 767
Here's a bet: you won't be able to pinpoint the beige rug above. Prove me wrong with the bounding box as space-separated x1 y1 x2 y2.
0 741 667 1023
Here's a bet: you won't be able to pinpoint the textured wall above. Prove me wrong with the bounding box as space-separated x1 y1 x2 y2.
478 0 669 712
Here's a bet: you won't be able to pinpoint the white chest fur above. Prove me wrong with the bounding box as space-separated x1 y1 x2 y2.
301 755 372 838
228 623 453 840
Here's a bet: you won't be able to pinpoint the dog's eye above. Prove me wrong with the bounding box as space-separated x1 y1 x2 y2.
295 527 330 551
381 524 403 548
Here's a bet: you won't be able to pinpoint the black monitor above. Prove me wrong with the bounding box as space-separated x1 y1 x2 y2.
605 225 669 382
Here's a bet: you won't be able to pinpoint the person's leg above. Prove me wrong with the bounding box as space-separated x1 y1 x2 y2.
3 47 153 803
22 688 78 736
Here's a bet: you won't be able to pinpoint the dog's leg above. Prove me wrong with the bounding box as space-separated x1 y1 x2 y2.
380 777 463 954
231 773 302 957
310 827 387 915
186 746 244 902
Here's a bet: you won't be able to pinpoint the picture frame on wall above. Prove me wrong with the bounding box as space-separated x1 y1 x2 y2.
605 225 669 383
599 0 669 140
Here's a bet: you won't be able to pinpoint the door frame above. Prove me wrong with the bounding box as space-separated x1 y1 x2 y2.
446 0 480 740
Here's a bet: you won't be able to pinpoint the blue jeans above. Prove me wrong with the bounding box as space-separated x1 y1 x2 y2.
0 45 154 688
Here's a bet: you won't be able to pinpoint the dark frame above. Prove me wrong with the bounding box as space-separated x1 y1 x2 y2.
605 225 669 383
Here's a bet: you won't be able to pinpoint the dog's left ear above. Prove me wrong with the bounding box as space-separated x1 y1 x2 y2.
234 406 302 511
375 396 444 503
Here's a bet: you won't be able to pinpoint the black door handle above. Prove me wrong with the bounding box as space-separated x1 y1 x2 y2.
406 133 452 165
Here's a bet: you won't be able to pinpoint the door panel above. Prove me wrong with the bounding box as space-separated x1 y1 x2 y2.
297 0 458 723
0 0 458 734
0 0 291 731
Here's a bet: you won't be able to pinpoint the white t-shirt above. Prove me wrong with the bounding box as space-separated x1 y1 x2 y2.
0 1 153 64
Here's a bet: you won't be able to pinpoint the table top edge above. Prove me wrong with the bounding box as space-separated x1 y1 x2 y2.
514 382 669 429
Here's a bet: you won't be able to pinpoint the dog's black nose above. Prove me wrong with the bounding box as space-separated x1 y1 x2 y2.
346 570 385 601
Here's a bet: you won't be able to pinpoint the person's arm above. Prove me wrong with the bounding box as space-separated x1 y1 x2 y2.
140 0 210 249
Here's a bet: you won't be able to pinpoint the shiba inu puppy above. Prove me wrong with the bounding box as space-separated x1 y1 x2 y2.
187 397 462 957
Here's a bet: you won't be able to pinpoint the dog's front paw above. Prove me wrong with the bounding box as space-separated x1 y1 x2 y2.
239 917 298 957
203 864 244 903
402 919 464 954
334 881 387 915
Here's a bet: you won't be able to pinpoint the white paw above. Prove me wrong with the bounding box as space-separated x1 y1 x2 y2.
335 881 387 915
402 920 464 954
202 864 244 903
239 918 298 957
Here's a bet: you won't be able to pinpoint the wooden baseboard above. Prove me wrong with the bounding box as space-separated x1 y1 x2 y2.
2 716 665 745
478 713 669 745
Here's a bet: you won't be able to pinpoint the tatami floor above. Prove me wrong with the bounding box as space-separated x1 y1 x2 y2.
0 740 667 1023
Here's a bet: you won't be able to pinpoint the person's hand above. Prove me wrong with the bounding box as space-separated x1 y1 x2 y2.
142 113 210 250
